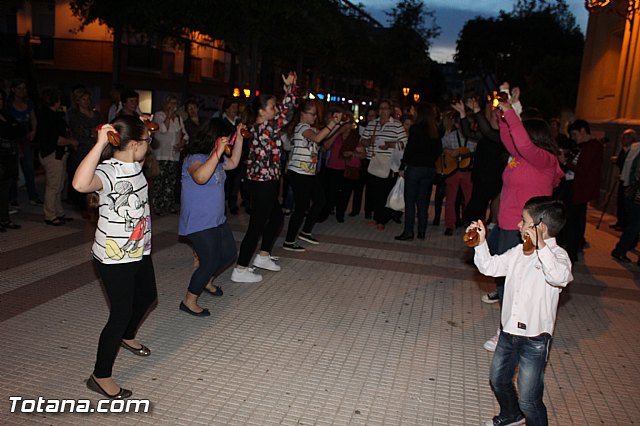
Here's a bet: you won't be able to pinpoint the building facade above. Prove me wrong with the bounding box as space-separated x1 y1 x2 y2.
575 0 640 206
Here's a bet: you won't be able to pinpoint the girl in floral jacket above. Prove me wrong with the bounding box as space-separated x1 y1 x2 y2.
230 72 297 283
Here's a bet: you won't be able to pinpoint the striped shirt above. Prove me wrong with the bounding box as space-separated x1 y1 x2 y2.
361 118 407 159
287 123 319 175
92 159 152 264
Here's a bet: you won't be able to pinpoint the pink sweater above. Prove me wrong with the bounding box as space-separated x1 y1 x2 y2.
498 110 564 230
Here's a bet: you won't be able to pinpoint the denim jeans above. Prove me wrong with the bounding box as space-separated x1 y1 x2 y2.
186 222 237 295
490 331 552 426
403 166 435 234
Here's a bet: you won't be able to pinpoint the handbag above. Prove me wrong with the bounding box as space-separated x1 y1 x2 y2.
366 123 391 178
0 137 19 181
386 176 405 211
368 154 391 178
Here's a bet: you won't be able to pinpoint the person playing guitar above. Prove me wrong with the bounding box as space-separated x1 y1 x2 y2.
440 105 477 235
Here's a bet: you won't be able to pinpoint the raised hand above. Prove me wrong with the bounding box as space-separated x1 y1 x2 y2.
466 97 480 114
451 100 466 117
511 87 521 104
282 71 297 88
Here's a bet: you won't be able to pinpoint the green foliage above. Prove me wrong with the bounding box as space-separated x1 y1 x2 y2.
68 0 441 96
455 0 583 116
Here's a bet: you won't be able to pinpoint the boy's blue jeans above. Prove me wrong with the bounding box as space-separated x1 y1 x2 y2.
490 331 552 426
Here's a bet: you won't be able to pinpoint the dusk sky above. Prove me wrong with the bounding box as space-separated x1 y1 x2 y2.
359 0 590 63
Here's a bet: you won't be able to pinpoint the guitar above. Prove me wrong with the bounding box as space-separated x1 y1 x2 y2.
435 147 472 176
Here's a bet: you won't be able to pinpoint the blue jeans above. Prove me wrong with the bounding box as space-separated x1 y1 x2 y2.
490 331 552 426
186 222 237 295
403 166 435 234
11 140 40 202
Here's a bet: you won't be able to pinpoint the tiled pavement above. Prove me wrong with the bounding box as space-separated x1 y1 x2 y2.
1 192 639 425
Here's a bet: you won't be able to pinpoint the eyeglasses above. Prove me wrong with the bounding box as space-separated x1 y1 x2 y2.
303 111 317 116
139 137 152 144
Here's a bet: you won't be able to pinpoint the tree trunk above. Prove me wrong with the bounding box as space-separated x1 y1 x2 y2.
112 23 122 87
182 39 192 100
249 36 259 93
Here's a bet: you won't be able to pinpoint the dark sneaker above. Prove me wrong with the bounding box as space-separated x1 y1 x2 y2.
298 232 319 245
283 241 306 252
611 250 631 263
483 414 525 426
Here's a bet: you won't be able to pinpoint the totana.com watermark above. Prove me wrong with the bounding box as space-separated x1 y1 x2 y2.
9 396 151 413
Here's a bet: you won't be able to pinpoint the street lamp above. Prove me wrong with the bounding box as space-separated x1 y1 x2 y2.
413 93 420 103
402 87 410 97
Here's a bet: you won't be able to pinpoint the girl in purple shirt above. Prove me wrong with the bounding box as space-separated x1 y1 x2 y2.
178 120 246 317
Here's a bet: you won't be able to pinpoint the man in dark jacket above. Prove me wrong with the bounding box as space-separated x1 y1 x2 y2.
561 119 604 262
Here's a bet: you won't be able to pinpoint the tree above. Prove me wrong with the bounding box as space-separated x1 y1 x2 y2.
454 0 584 116
380 0 441 97
70 0 219 89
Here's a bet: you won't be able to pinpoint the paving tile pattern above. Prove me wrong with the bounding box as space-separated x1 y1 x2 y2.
0 196 639 425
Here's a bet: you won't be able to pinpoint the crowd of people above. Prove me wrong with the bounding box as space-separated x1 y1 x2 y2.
1 75 640 425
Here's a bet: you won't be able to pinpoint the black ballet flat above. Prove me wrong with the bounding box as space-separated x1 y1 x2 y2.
86 375 132 399
179 301 211 317
44 218 65 226
120 340 151 356
0 220 21 230
204 286 223 297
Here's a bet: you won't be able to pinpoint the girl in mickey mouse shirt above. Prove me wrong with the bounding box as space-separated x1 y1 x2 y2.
73 115 157 399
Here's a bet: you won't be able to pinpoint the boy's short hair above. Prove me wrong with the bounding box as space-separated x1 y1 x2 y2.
568 119 590 135
524 196 566 237
120 89 139 104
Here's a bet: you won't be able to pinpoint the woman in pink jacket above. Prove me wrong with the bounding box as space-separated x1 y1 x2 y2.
482 96 565 352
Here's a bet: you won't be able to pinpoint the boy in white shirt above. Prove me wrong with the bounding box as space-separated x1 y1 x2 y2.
469 196 573 426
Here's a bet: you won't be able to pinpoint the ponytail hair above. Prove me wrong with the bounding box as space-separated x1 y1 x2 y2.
285 99 315 140
99 115 147 162
522 118 560 156
87 115 147 210
188 119 229 155
244 93 276 125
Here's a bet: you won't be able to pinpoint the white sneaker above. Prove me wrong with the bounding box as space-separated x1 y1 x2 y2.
483 330 500 352
481 291 500 304
231 267 263 283
252 254 281 271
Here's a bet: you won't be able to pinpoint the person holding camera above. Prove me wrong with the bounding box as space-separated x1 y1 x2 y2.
151 94 188 215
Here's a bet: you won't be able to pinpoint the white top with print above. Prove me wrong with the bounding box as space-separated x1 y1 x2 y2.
92 159 152 264
288 123 319 175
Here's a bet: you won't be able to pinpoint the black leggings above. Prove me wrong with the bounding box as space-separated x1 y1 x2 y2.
237 180 284 266
186 222 237 295
285 171 325 242
93 256 157 378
